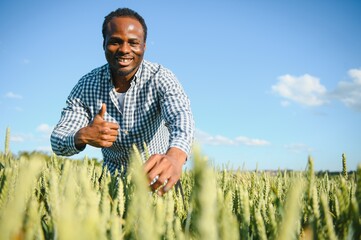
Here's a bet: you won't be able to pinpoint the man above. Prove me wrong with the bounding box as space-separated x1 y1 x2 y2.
51 8 194 195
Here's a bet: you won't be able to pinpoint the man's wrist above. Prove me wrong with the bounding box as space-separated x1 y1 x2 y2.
166 147 187 165
74 128 87 150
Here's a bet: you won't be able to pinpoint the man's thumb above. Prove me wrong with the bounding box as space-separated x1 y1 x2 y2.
98 103 106 118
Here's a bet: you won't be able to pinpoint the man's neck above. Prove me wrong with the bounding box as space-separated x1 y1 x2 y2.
112 76 131 93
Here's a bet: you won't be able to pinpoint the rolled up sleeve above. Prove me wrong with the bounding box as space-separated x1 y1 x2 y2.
51 80 90 156
159 71 195 156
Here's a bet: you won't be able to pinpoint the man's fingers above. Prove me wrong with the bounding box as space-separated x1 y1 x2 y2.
149 175 173 194
144 153 183 196
163 177 177 193
149 175 159 186
157 178 175 196
146 158 170 185
102 128 119 136
100 140 116 148
98 133 118 142
144 154 159 173
108 122 119 130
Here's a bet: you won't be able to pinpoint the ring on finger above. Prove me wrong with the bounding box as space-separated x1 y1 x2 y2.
150 175 159 186
163 179 168 185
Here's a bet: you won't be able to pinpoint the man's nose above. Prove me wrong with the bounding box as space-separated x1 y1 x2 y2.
118 42 131 53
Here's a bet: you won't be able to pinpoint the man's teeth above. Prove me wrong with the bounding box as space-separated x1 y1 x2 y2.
118 58 132 63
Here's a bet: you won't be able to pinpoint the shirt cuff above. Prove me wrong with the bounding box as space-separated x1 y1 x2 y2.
169 141 191 157
66 130 86 155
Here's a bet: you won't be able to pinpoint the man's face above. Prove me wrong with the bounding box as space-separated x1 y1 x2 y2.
103 17 146 80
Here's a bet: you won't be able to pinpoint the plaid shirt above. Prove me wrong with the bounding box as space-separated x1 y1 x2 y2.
51 60 194 174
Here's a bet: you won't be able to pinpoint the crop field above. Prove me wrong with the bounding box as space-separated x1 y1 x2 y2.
0 129 360 240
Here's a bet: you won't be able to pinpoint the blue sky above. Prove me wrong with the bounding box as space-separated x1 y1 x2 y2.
0 0 360 171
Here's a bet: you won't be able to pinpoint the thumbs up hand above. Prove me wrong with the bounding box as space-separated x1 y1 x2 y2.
92 103 108 128
75 103 119 149
97 102 107 119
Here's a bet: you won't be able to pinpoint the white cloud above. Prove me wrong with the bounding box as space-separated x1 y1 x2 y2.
36 145 52 152
212 135 235 145
284 143 313 153
11 135 26 142
195 129 235 145
272 68 361 113
36 124 53 135
4 91 23 99
235 136 270 146
8 128 52 153
36 124 53 142
10 133 35 143
272 74 327 106
8 124 53 146
281 100 290 107
195 129 270 147
349 68 361 84
331 68 361 112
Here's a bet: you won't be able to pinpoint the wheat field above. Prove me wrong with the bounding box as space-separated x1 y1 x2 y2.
0 128 360 239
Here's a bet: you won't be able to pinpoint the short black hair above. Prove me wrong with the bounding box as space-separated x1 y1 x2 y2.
102 8 147 42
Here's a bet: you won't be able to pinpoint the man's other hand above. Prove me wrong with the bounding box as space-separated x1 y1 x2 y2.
144 147 187 196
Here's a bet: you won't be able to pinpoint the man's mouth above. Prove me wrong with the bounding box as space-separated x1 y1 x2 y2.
116 57 133 66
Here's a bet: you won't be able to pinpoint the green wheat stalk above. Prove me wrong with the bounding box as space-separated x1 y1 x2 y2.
277 179 304 240
342 153 348 180
320 193 338 240
189 146 218 240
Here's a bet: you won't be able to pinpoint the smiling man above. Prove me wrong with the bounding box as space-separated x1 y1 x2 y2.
51 8 194 195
